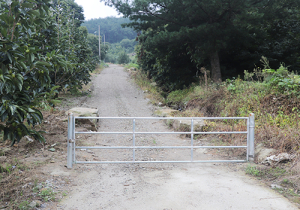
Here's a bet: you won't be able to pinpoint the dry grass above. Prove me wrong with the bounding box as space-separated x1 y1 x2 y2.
129 68 165 105
92 63 106 75
130 67 300 206
186 86 226 116
0 109 69 209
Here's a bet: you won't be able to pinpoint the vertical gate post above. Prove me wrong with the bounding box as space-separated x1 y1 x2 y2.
67 113 74 168
72 114 76 163
249 113 255 159
132 119 136 162
191 119 194 161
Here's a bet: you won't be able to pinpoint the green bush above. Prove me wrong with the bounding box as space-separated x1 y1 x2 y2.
124 63 139 69
105 53 117 63
0 0 97 145
117 51 130 64
263 65 300 95
166 87 194 108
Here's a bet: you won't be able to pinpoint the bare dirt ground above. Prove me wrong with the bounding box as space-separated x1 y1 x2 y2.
52 64 298 210
1 64 297 209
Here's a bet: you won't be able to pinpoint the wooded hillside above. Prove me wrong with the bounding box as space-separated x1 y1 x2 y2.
82 17 137 43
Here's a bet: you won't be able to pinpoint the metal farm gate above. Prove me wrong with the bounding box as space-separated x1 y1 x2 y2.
66 114 255 168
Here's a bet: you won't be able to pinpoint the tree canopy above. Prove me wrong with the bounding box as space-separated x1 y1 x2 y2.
0 0 97 145
102 0 300 87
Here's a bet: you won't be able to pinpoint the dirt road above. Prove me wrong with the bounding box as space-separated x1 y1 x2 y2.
57 64 297 209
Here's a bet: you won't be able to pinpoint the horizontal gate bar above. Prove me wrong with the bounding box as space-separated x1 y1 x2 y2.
76 145 247 149
75 160 247 164
67 114 254 168
75 116 249 120
75 131 248 134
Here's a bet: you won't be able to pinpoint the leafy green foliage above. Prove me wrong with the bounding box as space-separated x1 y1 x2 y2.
0 0 53 145
119 38 136 53
105 39 136 63
124 63 139 70
117 51 130 64
87 33 108 61
167 88 194 108
103 0 300 89
263 66 300 95
0 0 97 145
245 165 262 177
246 165 287 179
18 200 30 210
39 188 56 201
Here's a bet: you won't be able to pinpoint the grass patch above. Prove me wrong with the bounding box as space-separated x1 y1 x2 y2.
245 165 262 176
18 200 30 210
245 165 287 180
166 87 194 109
129 57 300 206
93 62 108 74
129 59 300 154
124 63 139 70
154 64 300 154
39 188 56 201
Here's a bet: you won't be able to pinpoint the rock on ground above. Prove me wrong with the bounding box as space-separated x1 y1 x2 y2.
65 107 99 130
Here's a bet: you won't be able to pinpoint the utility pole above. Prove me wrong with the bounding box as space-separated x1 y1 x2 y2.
104 34 105 63
98 25 101 62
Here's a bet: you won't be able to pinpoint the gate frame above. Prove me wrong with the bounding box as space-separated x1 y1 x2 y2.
67 114 255 168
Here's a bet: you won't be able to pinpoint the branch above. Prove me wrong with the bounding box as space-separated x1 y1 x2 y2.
144 8 185 27
194 0 210 18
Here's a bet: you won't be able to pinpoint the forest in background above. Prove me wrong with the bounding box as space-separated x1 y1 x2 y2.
83 17 137 64
103 0 300 91
82 17 136 43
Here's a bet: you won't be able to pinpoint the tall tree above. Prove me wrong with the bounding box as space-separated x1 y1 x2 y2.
103 0 300 82
0 0 97 145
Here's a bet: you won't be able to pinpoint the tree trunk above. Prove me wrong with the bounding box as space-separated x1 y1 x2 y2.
210 50 222 82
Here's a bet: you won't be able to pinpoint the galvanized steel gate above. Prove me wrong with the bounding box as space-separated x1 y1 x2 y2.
67 114 255 168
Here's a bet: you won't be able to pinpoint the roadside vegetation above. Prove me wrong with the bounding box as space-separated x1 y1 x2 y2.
126 58 300 204
0 0 100 145
127 58 300 154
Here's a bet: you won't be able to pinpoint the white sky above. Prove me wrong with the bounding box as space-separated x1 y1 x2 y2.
74 0 122 20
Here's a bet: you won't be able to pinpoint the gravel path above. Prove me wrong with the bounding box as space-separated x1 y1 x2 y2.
58 64 297 210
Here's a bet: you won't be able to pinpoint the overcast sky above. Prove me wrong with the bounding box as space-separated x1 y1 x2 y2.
74 0 122 20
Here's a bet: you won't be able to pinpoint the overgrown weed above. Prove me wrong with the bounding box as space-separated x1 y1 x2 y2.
129 67 165 104
93 62 108 74
172 63 300 154
124 63 139 70
129 60 300 205
39 188 56 201
130 59 300 155
245 165 287 180
18 200 30 210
